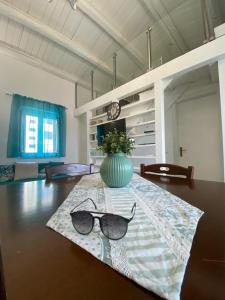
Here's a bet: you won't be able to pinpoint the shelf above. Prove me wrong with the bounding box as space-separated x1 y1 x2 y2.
90 148 96 150
90 154 155 159
89 134 156 152
129 132 155 138
126 120 155 128
135 144 155 147
90 96 154 121
129 155 155 159
91 111 107 120
90 108 155 128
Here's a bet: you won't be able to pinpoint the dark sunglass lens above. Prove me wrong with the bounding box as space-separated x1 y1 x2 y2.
71 211 93 235
101 215 128 240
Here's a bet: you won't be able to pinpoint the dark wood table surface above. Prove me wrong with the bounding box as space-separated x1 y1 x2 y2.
0 175 225 300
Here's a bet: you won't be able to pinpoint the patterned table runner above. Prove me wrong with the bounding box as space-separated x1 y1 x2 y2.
47 173 203 300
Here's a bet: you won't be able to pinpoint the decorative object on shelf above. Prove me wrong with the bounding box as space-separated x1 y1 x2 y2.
90 134 96 141
127 127 136 136
98 129 135 187
90 120 97 126
107 101 121 120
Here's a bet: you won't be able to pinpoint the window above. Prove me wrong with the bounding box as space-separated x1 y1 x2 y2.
43 118 58 153
7 94 66 158
25 115 38 154
22 110 59 157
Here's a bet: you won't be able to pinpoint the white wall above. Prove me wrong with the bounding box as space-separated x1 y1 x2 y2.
78 85 92 107
77 113 88 164
0 54 79 164
218 58 225 180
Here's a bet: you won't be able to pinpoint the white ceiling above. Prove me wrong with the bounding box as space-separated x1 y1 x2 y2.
0 0 224 99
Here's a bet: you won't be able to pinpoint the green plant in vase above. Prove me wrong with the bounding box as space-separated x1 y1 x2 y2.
97 129 135 187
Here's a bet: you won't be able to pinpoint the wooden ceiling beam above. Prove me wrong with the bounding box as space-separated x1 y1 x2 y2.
0 40 105 94
77 0 146 72
138 0 189 54
0 0 127 83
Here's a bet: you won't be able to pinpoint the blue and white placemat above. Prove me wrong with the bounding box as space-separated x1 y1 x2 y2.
47 173 203 300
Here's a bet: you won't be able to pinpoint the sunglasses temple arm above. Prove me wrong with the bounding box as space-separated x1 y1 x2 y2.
70 198 97 213
87 198 97 209
129 203 136 221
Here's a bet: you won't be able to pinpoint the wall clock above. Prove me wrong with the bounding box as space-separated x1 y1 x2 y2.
107 102 121 120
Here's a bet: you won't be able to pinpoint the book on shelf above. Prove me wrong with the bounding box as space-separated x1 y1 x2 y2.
144 130 155 133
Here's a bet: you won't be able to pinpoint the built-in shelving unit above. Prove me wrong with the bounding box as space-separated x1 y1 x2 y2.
90 109 155 128
74 33 225 171
87 89 156 171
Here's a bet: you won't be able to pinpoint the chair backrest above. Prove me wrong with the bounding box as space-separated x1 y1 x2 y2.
140 163 193 180
45 163 94 180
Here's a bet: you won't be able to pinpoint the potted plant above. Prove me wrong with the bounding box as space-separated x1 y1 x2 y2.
97 129 135 187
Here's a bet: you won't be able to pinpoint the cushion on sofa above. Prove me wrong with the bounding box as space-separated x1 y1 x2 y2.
0 162 64 184
14 162 38 180
0 165 14 183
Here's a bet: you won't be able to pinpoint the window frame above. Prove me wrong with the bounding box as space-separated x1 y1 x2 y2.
21 108 60 158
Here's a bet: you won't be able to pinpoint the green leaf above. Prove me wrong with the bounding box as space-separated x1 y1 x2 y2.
97 128 135 155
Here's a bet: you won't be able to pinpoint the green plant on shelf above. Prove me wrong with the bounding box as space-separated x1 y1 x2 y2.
97 129 135 155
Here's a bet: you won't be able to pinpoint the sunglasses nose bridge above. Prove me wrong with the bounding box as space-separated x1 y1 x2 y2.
91 216 102 233
93 216 101 224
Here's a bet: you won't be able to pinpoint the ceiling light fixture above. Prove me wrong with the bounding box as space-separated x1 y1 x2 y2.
68 0 77 10
48 0 77 10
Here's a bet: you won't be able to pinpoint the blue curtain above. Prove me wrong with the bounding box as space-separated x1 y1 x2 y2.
7 94 66 158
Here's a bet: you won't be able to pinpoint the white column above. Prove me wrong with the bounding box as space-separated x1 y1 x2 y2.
86 110 91 164
154 80 166 163
218 58 225 181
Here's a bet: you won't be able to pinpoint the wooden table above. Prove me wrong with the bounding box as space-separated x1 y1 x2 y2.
0 175 225 300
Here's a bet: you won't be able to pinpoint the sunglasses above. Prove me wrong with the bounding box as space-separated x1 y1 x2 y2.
70 198 136 240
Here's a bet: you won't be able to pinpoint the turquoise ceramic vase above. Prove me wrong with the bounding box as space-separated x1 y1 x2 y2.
100 152 133 188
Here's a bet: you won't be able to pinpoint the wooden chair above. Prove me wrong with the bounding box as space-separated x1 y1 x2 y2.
45 163 94 180
140 163 193 180
0 247 6 300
